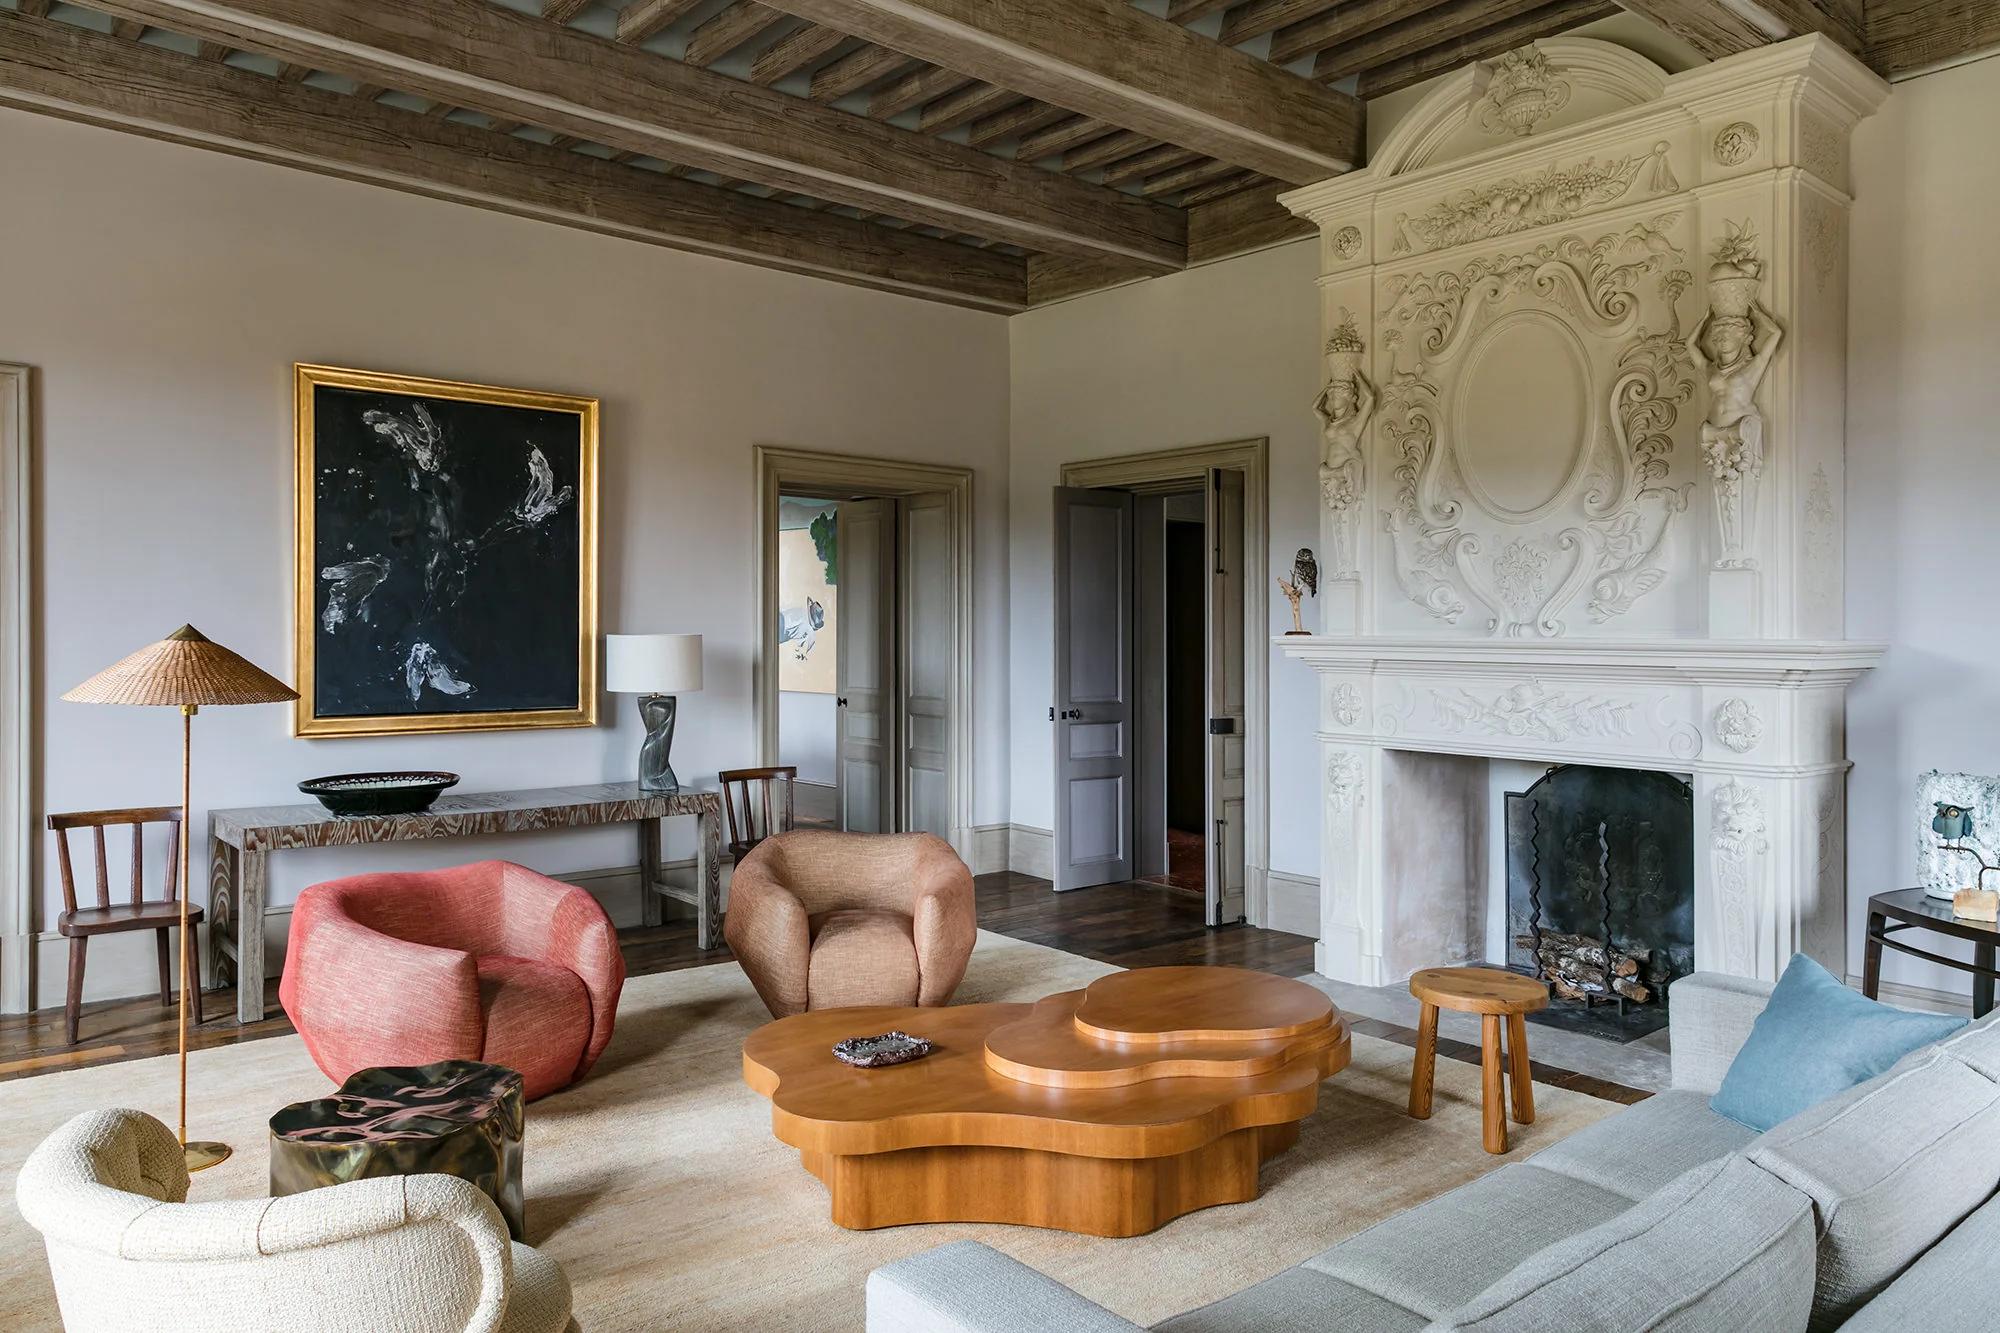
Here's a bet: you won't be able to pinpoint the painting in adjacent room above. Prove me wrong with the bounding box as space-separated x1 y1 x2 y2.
293 364 598 736
777 496 838 694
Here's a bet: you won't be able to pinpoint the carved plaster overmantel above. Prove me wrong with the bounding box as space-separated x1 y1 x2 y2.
1274 35 1889 990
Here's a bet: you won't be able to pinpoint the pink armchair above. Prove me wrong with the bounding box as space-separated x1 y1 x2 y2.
280 860 624 1101
724 830 976 1018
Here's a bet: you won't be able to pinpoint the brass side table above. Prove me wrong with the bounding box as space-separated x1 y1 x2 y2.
1862 888 1998 1018
270 1060 525 1240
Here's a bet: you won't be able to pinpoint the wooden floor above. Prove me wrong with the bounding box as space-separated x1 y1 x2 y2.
0 871 1644 1102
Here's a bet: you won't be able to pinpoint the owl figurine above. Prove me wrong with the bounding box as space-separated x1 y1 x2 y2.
1934 802 1975 844
1291 548 1319 600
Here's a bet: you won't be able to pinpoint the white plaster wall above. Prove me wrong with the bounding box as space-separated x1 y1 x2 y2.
1006 240 1323 879
1846 54 2000 996
2 109 1009 997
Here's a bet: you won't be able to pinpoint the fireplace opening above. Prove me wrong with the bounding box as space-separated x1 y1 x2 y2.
1503 764 1694 1042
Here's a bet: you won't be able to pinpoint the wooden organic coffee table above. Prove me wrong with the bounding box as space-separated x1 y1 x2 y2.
742 966 1349 1236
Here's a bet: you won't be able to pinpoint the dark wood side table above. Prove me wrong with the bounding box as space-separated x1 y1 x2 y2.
209 782 723 1023
1862 888 1997 1018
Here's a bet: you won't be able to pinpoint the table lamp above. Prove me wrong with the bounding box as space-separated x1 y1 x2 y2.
62 625 297 1172
606 633 702 793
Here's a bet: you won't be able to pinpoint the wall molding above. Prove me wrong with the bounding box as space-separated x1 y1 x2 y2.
968 822 1010 875
0 364 30 1015
752 445 975 857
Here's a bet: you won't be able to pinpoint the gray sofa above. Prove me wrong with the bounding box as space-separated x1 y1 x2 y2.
867 972 2000 1333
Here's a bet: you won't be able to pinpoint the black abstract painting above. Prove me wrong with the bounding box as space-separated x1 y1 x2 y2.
297 367 596 735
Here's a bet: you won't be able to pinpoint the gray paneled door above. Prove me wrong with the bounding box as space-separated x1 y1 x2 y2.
837 497 897 833
900 491 952 839
1052 486 1135 890
1206 467 1247 924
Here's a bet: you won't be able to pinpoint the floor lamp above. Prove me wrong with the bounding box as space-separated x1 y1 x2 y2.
63 625 296 1172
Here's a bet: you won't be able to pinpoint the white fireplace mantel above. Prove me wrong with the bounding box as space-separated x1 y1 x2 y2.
1274 34 1890 991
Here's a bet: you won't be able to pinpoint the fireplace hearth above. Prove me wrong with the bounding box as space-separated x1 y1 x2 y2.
1504 765 1693 1041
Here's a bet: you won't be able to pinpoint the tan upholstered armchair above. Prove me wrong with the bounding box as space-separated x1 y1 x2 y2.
724 830 976 1017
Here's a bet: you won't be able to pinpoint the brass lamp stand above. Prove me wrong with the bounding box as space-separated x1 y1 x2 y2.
63 626 296 1172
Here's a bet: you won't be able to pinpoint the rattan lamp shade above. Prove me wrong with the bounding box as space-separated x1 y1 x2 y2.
62 625 297 707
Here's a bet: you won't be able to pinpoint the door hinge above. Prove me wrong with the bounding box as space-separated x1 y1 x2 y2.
1207 716 1236 735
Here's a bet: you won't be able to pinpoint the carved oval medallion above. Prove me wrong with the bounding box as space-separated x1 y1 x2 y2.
1449 310 1594 523
1713 121 1760 167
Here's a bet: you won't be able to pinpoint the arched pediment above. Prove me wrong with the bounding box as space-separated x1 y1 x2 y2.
1370 38 1671 180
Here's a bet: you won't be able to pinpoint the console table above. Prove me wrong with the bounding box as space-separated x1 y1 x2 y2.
208 782 722 1024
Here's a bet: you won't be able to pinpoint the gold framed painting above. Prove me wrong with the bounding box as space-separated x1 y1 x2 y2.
293 364 598 737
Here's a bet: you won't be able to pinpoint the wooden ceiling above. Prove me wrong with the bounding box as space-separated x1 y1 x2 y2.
0 0 1990 312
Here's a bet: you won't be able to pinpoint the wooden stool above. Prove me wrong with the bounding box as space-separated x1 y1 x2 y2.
1407 967 1549 1155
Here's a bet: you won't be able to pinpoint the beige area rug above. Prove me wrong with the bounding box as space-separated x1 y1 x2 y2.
0 933 1618 1330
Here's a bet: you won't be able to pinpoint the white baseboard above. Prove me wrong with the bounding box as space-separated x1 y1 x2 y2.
1263 870 1319 938
27 859 718 1014
1008 824 1053 880
968 823 1010 875
1848 974 1974 1016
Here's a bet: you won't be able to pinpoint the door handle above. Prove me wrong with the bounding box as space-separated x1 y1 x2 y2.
1067 708 1082 719
837 697 848 707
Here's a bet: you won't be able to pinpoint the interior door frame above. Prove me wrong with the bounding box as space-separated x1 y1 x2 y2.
1 365 32 1014
753 446 974 857
1059 439 1271 928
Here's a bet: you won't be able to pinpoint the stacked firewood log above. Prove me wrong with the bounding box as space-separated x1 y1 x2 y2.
1517 931 1653 1004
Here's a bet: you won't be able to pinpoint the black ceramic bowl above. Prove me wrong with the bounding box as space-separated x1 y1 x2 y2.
298 771 460 817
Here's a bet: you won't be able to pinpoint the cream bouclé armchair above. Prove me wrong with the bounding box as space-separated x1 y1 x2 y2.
724 830 977 1017
16 1108 578 1333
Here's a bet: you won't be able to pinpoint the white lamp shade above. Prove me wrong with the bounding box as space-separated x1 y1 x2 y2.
605 633 703 694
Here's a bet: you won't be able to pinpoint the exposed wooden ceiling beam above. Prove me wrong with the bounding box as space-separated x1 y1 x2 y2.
1016 114 1120 162
1313 0 1552 82
683 1 790 68
1101 143 1203 185
196 39 232 60
1866 0 2000 76
764 0 1363 181
869 63 972 119
15 0 52 17
1061 129 1155 174
1140 155 1239 196
1357 0 1617 96
749 22 847 84
1177 169 1266 206
807 42 918 101
1023 180 1312 304
0 10 1026 311
79 0 1185 268
1272 0 1458 66
1218 0 1343 49
110 18 147 39
616 0 706 46
1612 0 1861 59
917 82 1023 135
966 97 1069 149
542 0 595 22
1166 0 1238 23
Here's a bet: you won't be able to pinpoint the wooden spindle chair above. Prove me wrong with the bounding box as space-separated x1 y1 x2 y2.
717 766 797 862
47 807 200 1045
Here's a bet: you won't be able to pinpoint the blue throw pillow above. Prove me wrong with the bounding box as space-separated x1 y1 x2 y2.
1711 953 1967 1133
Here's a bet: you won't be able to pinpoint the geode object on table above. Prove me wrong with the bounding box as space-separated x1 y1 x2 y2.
832 1031 933 1068
269 1059 525 1239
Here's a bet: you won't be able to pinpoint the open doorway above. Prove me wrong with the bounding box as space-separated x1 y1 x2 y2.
1052 440 1267 928
753 448 973 855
